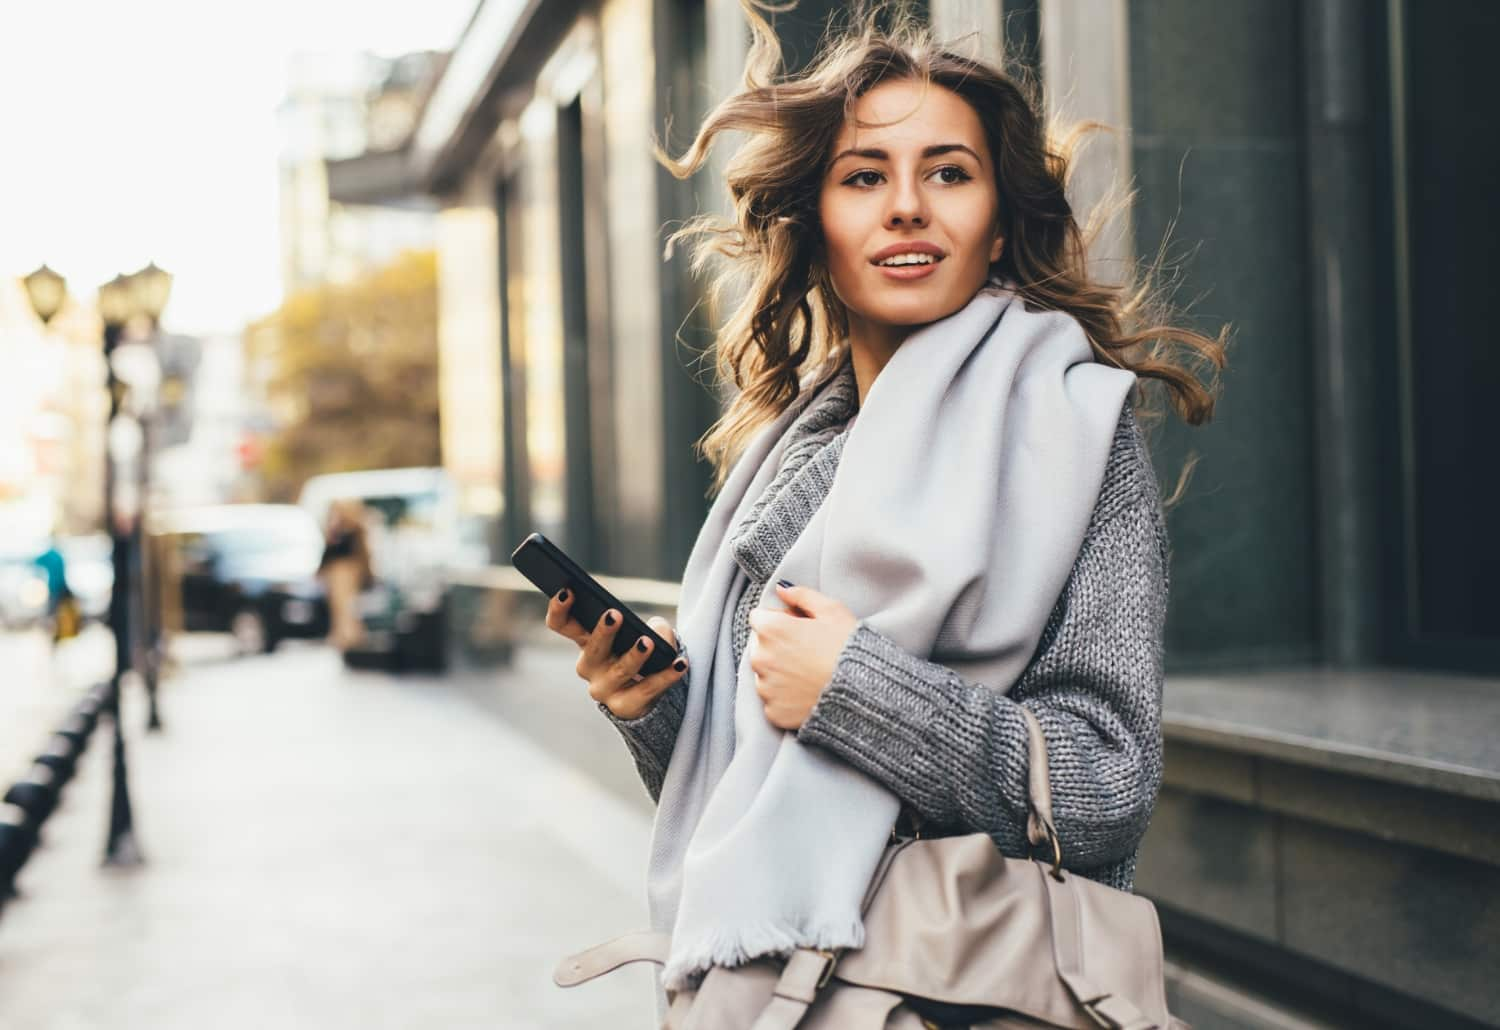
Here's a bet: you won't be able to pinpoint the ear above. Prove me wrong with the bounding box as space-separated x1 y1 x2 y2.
989 232 1005 264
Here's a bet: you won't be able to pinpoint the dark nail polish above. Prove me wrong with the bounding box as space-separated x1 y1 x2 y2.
635 638 648 653
557 588 570 602
604 611 616 627
777 579 794 589
673 658 687 671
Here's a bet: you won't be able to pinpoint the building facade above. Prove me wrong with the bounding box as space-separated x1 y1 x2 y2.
335 1 1499 1026
277 50 444 296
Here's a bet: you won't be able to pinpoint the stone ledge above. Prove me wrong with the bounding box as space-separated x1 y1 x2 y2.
1163 666 1500 802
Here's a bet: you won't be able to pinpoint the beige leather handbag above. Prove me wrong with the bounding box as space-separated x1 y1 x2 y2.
556 709 1188 1029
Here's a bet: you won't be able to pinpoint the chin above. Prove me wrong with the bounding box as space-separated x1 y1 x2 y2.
871 295 969 328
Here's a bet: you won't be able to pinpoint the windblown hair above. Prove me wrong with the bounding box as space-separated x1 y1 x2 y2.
657 1 1226 496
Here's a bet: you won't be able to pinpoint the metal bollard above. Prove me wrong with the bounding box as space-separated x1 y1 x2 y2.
76 695 104 721
56 712 94 752
1 803 34 900
4 764 60 824
34 736 79 785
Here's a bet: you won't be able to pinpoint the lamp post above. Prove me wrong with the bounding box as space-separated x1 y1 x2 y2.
99 270 146 865
124 262 173 732
20 262 173 867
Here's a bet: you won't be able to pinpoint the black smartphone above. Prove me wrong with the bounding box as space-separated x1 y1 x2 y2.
510 532 681 676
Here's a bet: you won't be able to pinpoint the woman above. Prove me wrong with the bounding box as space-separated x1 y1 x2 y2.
544 0 1223 997
317 498 372 652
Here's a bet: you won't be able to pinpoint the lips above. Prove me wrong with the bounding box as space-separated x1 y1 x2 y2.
870 240 946 265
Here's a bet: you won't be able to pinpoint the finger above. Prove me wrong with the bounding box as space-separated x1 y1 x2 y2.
545 588 589 646
754 675 774 702
580 607 623 674
624 654 689 704
645 615 677 649
773 580 816 616
606 631 658 687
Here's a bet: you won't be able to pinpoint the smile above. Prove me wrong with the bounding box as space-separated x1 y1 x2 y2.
876 253 942 266
875 254 943 280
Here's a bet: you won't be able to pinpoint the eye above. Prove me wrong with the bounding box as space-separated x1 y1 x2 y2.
931 165 972 185
841 170 884 188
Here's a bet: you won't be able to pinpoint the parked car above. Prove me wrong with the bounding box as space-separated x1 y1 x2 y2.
154 505 329 654
298 467 480 672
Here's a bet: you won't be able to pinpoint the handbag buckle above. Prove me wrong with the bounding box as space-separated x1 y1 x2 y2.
813 948 839 989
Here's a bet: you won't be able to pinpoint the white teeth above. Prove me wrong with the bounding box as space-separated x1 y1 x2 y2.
879 253 938 266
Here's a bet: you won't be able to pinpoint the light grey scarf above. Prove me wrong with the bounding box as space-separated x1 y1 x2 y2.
650 284 1135 989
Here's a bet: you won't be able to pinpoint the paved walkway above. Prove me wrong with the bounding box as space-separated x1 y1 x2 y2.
0 636 661 1030
0 627 113 786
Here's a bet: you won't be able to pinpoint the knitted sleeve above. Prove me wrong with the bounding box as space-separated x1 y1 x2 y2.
797 408 1168 876
598 650 690 803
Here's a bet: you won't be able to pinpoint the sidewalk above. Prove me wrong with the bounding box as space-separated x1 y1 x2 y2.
0 627 112 785
0 638 661 1030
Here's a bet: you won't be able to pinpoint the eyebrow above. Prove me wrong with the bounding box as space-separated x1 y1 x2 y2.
829 143 983 165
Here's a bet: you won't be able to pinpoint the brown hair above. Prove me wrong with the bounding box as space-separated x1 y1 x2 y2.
657 1 1226 495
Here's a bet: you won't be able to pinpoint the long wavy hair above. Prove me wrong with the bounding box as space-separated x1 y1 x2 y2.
657 1 1226 496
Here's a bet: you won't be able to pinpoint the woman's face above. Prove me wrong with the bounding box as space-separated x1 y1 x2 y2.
818 77 1004 335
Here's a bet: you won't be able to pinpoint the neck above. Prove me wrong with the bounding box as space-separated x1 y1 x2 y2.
845 314 917 408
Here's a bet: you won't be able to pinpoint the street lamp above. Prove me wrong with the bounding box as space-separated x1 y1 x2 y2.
18 262 165 867
98 269 150 865
22 265 67 326
120 263 172 733
98 274 135 343
130 262 173 327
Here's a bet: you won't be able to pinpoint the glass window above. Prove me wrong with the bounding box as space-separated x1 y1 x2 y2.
1393 0 1500 667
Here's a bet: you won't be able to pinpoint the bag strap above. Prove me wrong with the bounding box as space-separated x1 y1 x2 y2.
553 930 670 988
1019 705 1064 877
748 947 837 1030
1042 862 1157 1030
742 836 918 1030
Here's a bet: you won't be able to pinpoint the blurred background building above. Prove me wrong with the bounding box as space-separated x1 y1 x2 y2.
0 277 108 539
277 49 446 294
245 48 452 504
322 1 1499 1027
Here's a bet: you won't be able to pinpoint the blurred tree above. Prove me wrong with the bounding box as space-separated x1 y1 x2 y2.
245 249 440 502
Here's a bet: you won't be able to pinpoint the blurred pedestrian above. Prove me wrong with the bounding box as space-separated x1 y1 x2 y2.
544 0 1225 1010
34 535 80 645
317 499 371 651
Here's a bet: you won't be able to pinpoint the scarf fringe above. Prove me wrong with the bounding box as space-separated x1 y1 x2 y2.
660 916 867 991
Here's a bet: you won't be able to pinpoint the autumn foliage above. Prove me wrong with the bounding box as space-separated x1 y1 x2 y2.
245 249 440 502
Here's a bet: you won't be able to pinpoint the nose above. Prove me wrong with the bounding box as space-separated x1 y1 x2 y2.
884 172 928 228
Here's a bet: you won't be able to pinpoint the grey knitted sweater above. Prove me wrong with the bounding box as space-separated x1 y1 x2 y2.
603 357 1168 892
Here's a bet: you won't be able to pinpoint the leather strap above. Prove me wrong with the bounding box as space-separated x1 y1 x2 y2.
1019 707 1060 862
666 989 694 1026
1042 863 1157 1030
553 930 670 988
748 948 835 1030
862 838 916 913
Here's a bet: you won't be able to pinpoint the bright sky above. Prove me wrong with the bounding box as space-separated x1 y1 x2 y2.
1 0 476 336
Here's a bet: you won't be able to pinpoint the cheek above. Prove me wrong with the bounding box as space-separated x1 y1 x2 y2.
941 198 1001 268
817 194 865 278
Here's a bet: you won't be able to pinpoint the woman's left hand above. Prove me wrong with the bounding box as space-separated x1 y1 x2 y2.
748 582 859 730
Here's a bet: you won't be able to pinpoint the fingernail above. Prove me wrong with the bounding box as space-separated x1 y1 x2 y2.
604 611 617 627
777 579 794 589
635 638 648 653
673 658 687 671
557 588 570 602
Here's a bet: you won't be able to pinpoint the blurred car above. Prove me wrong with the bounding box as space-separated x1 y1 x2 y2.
299 467 481 672
154 504 330 654
0 540 51 629
59 533 114 623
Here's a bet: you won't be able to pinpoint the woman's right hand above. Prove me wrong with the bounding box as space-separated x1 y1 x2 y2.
546 589 688 720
